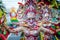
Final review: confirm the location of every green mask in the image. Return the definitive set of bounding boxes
[57,31,60,35]
[0,9,3,18]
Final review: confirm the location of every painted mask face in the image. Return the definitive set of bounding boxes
[17,9,24,19]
